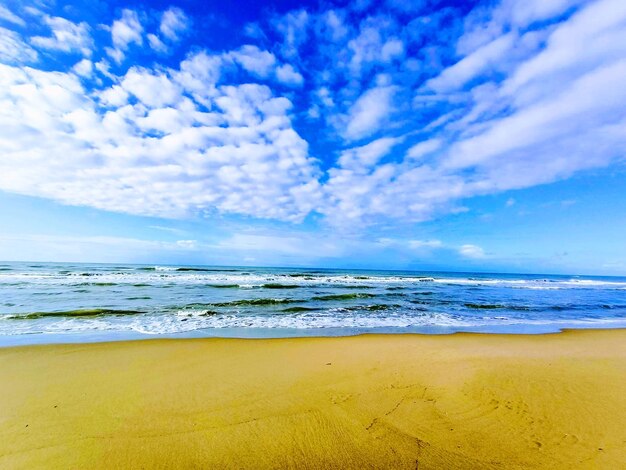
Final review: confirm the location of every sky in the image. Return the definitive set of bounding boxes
[0,0,625,274]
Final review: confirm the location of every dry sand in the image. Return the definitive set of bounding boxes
[0,329,625,469]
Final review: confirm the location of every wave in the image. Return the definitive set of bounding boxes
[336,304,401,311]
[7,308,144,319]
[175,267,240,272]
[76,282,118,287]
[208,298,300,307]
[433,277,626,289]
[137,266,245,273]
[547,303,625,311]
[282,306,320,312]
[410,298,454,305]
[261,283,301,289]
[177,309,218,317]
[335,284,374,289]
[464,303,508,310]
[463,303,533,311]
[125,311,477,334]
[312,293,377,301]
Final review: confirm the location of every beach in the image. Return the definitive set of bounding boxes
[1,329,624,469]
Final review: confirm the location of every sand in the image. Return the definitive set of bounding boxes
[0,329,625,469]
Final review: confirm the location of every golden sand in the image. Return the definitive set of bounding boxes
[0,329,625,469]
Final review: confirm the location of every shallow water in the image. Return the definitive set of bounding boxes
[1,262,625,345]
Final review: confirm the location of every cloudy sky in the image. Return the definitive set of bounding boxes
[0,0,625,274]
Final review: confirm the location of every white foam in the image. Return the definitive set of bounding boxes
[4,308,626,337]
[4,269,625,291]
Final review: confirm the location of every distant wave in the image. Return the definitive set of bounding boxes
[76,282,118,287]
[312,293,377,301]
[206,298,300,307]
[335,304,402,311]
[175,267,240,272]
[137,266,238,272]
[261,283,301,289]
[7,308,144,319]
[464,303,523,310]
[282,306,320,312]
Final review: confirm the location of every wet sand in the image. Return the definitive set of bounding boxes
[0,329,624,469]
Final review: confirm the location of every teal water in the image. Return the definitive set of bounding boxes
[1,262,626,345]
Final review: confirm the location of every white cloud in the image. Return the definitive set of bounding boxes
[347,21,405,77]
[273,9,308,59]
[112,9,143,48]
[459,244,485,258]
[406,139,441,160]
[323,10,348,42]
[98,84,129,106]
[244,22,266,40]
[426,32,516,92]
[176,239,197,249]
[457,0,586,54]
[72,58,93,77]
[104,46,124,64]
[0,27,38,63]
[338,137,400,170]
[121,67,182,108]
[0,234,202,263]
[0,60,321,222]
[505,0,626,97]
[344,84,396,140]
[229,45,276,78]
[147,33,167,53]
[31,16,92,56]
[445,58,626,170]
[275,63,304,86]
[107,9,143,63]
[409,239,443,249]
[149,225,187,236]
[0,0,625,234]
[508,0,587,28]
[381,38,404,62]
[0,5,25,26]
[94,59,114,80]
[315,0,626,227]
[160,7,189,41]
[175,51,222,103]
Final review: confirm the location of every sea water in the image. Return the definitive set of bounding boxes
[1,262,625,345]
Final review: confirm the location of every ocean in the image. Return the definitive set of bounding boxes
[1,261,625,345]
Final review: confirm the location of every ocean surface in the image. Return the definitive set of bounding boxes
[1,262,626,346]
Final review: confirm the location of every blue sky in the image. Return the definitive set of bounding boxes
[0,0,625,274]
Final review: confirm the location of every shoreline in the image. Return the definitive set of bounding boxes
[2,323,626,349]
[1,328,625,468]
